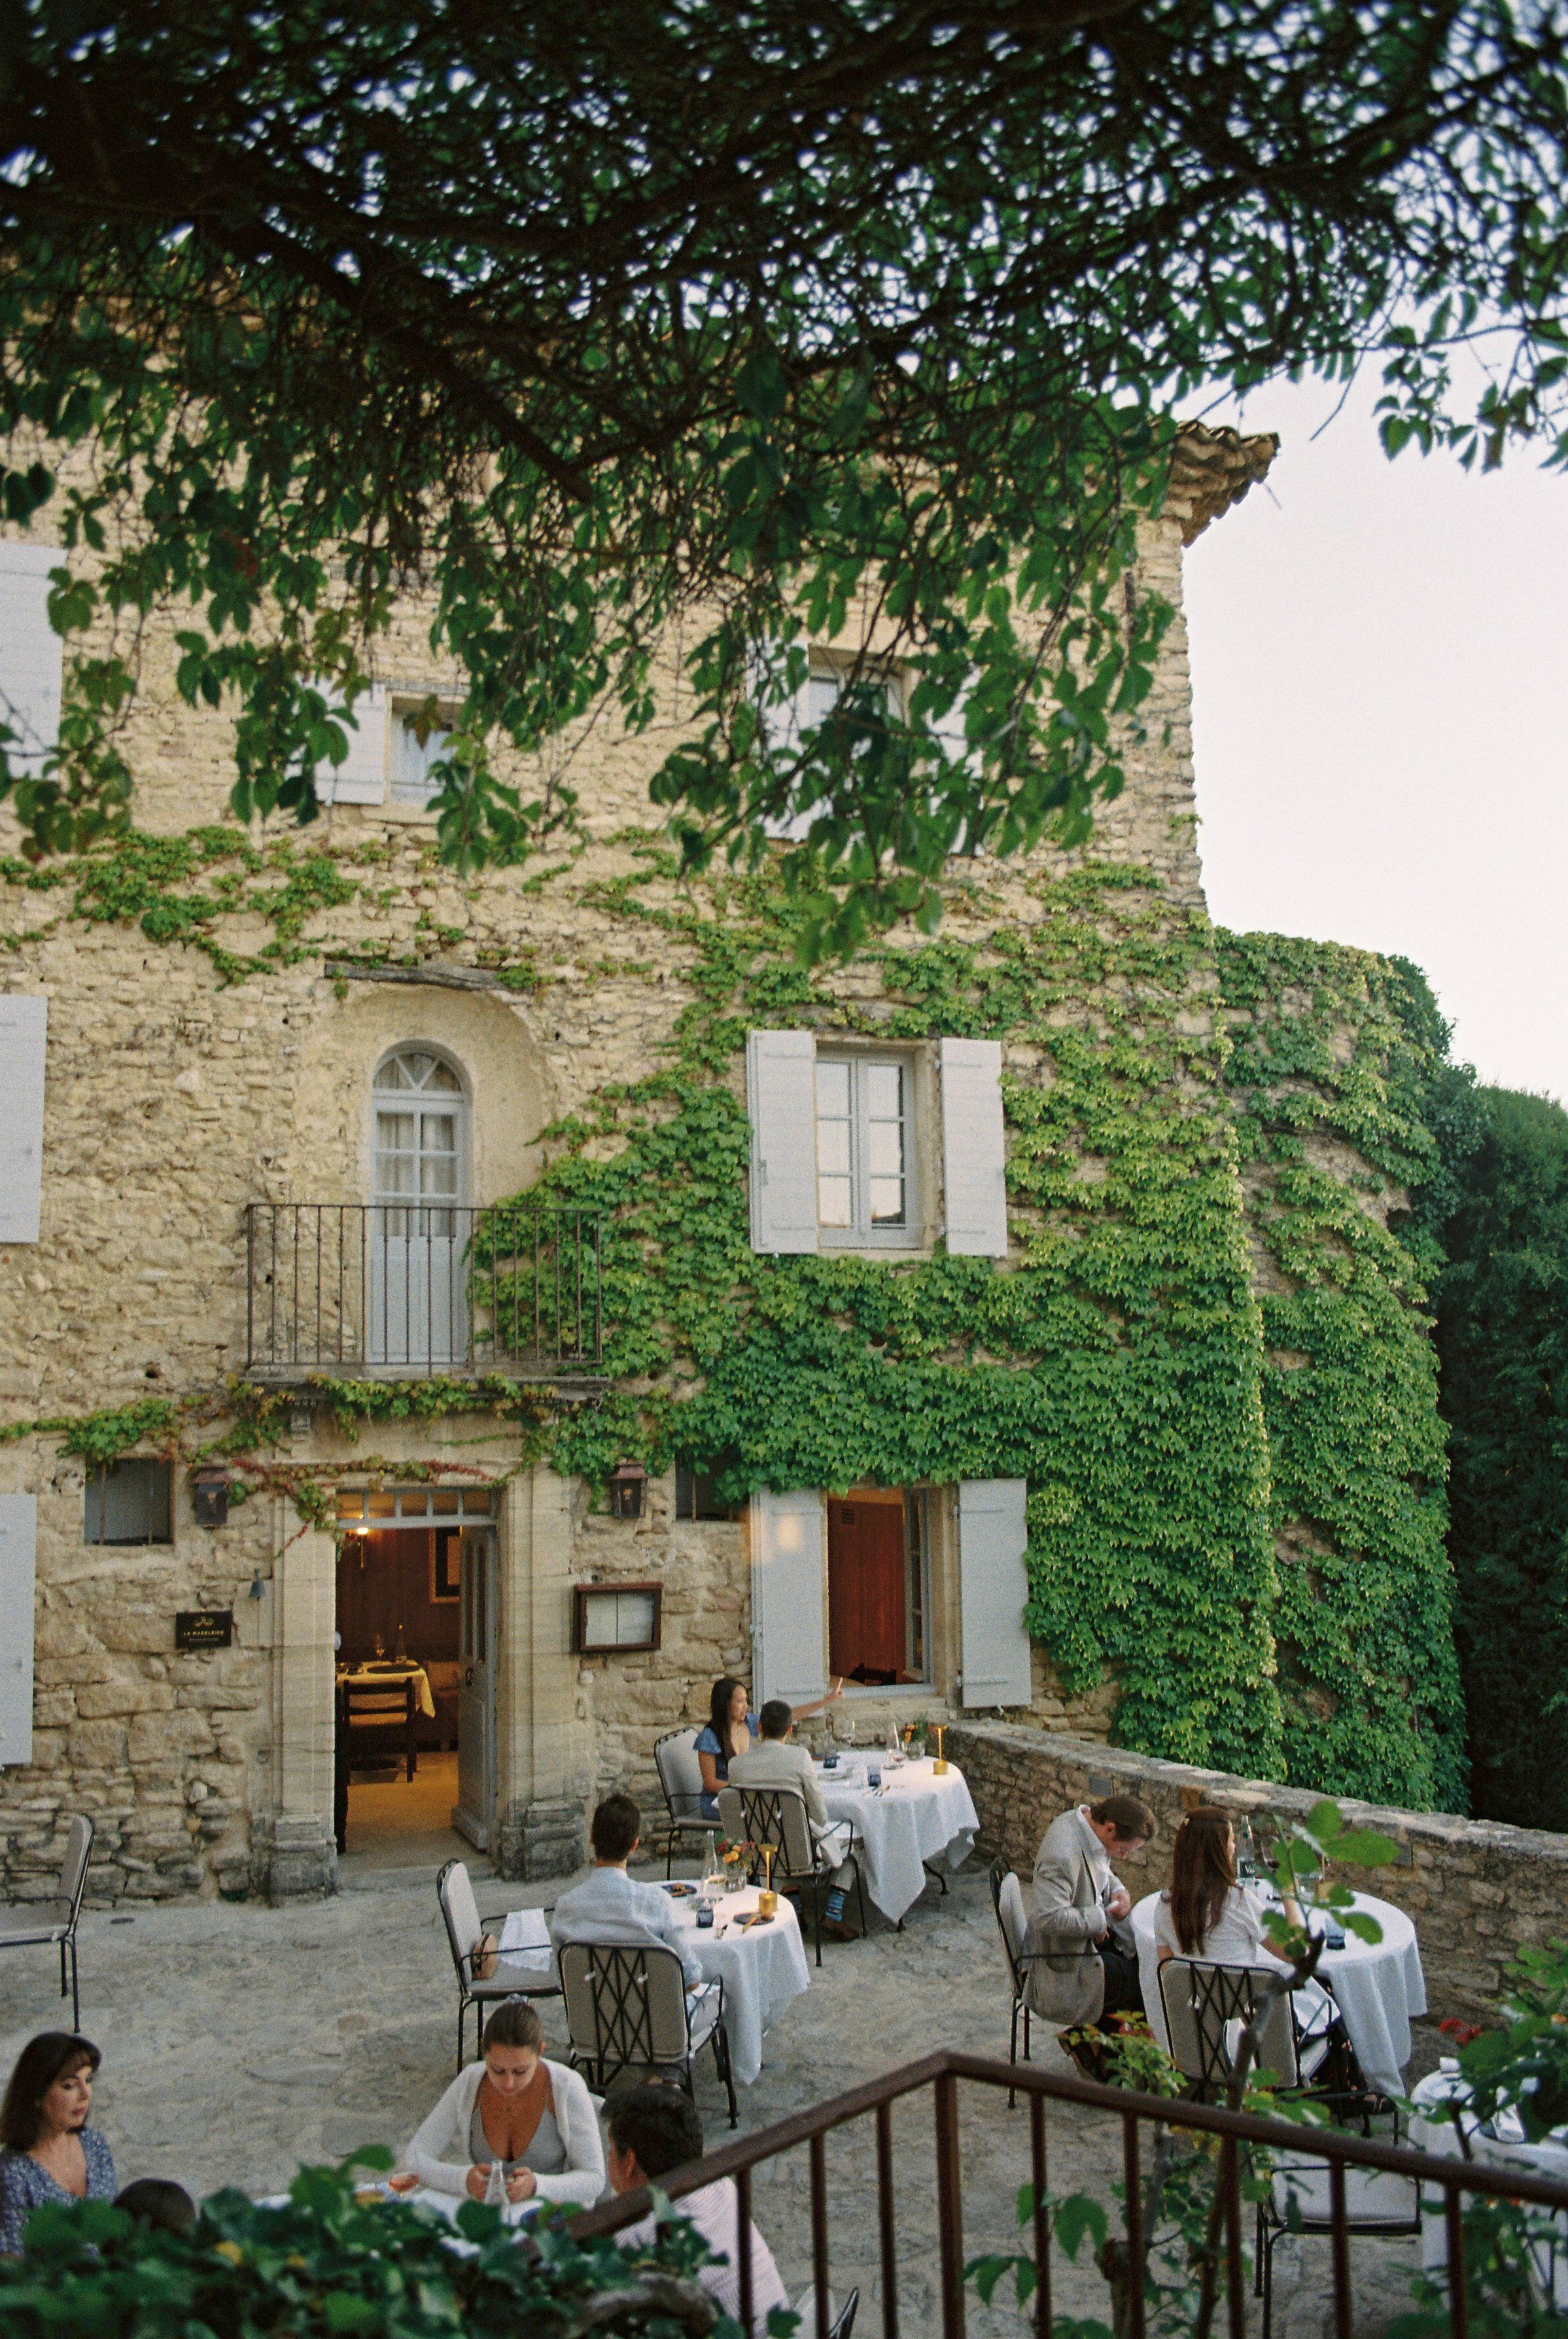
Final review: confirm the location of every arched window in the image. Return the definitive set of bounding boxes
[372,1047,467,1231]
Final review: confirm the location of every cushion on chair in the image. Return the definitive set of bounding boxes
[685,1979,724,2055]
[60,1815,93,1914]
[469,1957,561,1999]
[1271,2156,1420,2227]
[656,1730,706,1818]
[998,1873,1028,1967]
[0,1903,69,1944]
[440,1861,483,1965]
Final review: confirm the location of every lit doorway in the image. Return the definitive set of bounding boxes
[334,1483,496,1863]
[827,1488,930,1686]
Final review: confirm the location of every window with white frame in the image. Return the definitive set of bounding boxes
[389,703,455,807]
[372,1048,466,1233]
[815,1053,915,1243]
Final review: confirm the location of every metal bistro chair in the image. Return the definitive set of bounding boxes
[653,1727,714,1878]
[436,1857,561,2072]
[1157,1957,1338,2107]
[0,1814,94,2030]
[558,1939,737,2127]
[988,1855,1035,2106]
[1256,2155,1421,2339]
[717,1785,866,1967]
[342,1674,418,1783]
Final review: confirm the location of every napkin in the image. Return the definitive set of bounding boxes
[498,1908,553,1970]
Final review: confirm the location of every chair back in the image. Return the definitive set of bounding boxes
[716,1785,816,1876]
[988,1856,1028,1994]
[60,1814,94,1925]
[558,1941,693,2073]
[437,1858,483,1981]
[344,1677,415,1725]
[654,1729,705,1823]
[1159,1958,1298,2094]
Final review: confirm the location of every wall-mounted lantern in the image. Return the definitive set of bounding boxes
[608,1462,648,1521]
[192,1466,230,1529]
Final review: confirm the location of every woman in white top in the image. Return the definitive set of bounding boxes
[1153,1804,1304,1967]
[402,1997,604,2208]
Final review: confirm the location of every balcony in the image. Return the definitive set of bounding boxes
[243,1203,602,1382]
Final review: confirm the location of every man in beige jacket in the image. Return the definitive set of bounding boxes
[727,1700,860,1941]
[1023,1794,1153,2028]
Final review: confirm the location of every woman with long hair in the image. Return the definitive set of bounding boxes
[1154,1805,1302,1964]
[693,1674,843,1821]
[402,1997,604,2208]
[0,2033,116,2253]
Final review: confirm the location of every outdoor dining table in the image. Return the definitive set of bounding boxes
[1410,2064,1568,2306]
[813,1753,979,1926]
[654,1879,812,2084]
[1130,1886,1427,2096]
[338,1661,436,1719]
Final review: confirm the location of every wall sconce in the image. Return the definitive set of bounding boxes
[608,1462,648,1520]
[192,1466,230,1528]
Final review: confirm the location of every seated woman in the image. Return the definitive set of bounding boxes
[1153,1805,1333,2063]
[694,1674,843,1823]
[0,2033,116,2255]
[402,1998,604,2209]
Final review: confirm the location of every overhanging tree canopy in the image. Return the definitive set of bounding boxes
[3,0,1567,948]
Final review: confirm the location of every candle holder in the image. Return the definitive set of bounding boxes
[933,1725,949,1776]
[758,1842,778,1918]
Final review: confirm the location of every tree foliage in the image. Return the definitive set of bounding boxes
[3,1,1568,947]
[1435,1086,1568,1829]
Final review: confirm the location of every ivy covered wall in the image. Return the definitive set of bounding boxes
[489,838,1465,1803]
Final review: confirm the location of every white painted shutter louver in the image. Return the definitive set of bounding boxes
[316,682,387,804]
[0,1495,36,1767]
[0,544,63,777]
[746,1029,820,1254]
[750,1488,827,1707]
[957,1477,1032,1709]
[941,1035,1009,1257]
[0,995,46,1243]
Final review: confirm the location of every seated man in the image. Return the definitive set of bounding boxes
[550,1793,706,1991]
[610,2083,789,2339]
[1024,1793,1153,2032]
[727,1698,860,1942]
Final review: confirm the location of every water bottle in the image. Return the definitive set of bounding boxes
[484,2158,508,2207]
[886,1719,901,1764]
[703,1831,723,1899]
[1236,1820,1257,1884]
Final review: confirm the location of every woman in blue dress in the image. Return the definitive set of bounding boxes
[694,1674,842,1821]
[0,2032,116,2255]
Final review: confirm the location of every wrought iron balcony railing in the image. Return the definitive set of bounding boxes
[244,1203,602,1378]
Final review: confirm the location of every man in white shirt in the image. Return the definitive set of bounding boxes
[610,2083,790,2339]
[549,1795,706,1990]
[1025,1793,1153,2029]
[727,1700,859,1941]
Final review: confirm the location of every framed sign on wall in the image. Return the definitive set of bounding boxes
[572,1582,662,1655]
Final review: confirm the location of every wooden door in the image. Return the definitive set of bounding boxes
[827,1496,907,1682]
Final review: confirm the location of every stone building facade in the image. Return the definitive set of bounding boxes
[1,421,1458,1905]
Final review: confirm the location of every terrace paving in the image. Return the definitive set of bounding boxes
[0,1852,1442,2336]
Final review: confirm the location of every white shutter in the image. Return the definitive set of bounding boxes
[755,640,815,841]
[0,994,46,1242]
[317,682,387,804]
[941,1035,1008,1257]
[0,543,62,775]
[957,1477,1032,1708]
[0,1494,36,1767]
[746,1029,820,1254]
[750,1487,826,1706]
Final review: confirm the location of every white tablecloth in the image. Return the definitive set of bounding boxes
[1411,2066,1568,2304]
[814,1757,979,1923]
[659,1882,811,2084]
[1131,1887,1426,2096]
[340,1663,436,1719]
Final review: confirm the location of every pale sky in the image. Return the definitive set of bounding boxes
[1182,372,1568,1104]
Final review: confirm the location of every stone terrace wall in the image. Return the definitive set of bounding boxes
[949,1723,1568,2020]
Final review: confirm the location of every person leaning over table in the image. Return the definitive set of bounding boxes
[401,1997,604,2208]
[727,1698,861,1942]
[549,1794,708,1991]
[0,2031,116,2254]
[610,2083,789,2339]
[1023,1793,1154,2032]
[694,1674,844,1822]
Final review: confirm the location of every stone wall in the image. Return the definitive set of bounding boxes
[949,1722,1568,2018]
